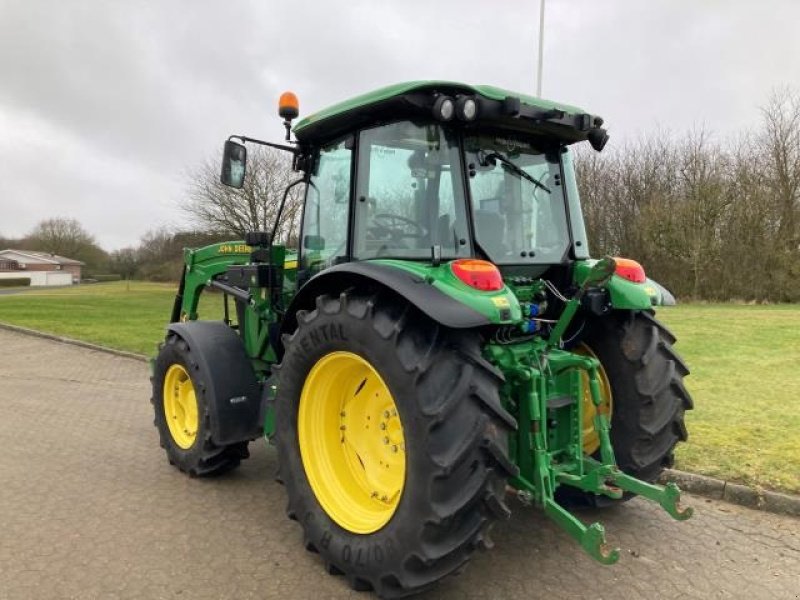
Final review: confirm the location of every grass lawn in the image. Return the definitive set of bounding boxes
[658,304,800,494]
[1,283,798,494]
[0,281,177,356]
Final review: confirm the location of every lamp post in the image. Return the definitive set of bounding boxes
[536,0,546,97]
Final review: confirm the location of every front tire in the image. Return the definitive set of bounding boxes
[151,334,249,476]
[275,292,517,597]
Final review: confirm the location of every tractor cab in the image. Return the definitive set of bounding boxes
[222,81,605,287]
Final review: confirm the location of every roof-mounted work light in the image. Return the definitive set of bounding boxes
[455,95,478,121]
[431,95,455,121]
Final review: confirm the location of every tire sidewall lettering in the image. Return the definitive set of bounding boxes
[295,323,350,362]
[372,543,384,565]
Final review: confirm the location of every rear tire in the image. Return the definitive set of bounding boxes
[151,333,249,476]
[275,292,517,598]
[560,310,692,506]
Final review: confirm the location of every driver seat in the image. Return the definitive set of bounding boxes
[473,209,509,258]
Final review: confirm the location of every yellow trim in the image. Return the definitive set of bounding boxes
[163,364,199,449]
[284,259,298,270]
[298,351,405,534]
[574,344,613,455]
[491,296,510,307]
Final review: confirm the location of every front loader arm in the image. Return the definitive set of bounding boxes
[178,242,253,321]
[174,241,290,372]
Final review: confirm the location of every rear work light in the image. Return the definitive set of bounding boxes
[613,257,646,283]
[451,259,504,291]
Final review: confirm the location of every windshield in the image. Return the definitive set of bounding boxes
[465,134,569,264]
[353,122,471,260]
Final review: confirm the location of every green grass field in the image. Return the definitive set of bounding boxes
[0,282,176,355]
[1,282,798,494]
[658,305,800,494]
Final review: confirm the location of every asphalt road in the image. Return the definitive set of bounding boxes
[1,328,798,600]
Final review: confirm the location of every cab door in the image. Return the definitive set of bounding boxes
[298,137,353,283]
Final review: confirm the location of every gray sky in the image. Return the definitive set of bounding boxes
[1,0,799,250]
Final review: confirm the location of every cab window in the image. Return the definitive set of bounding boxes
[353,122,470,260]
[300,138,352,274]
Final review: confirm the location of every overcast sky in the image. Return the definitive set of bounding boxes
[1,0,799,250]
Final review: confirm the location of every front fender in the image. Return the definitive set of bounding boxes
[166,321,262,445]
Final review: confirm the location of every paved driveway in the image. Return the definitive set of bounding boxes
[1,328,798,599]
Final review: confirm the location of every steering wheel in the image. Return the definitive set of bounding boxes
[371,213,427,239]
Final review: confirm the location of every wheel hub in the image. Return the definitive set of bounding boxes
[299,351,406,534]
[163,364,199,450]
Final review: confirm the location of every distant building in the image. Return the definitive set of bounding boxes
[0,249,84,286]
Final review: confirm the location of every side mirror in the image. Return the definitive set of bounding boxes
[220,140,247,189]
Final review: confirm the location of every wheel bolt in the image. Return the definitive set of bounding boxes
[392,445,398,453]
[383,436,389,445]
[379,423,386,430]
[383,410,390,418]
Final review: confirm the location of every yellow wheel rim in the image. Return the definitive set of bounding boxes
[574,343,613,455]
[163,364,199,450]
[298,351,406,534]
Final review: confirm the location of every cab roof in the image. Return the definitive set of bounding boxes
[292,80,606,149]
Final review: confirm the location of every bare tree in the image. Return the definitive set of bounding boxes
[26,217,95,257]
[24,217,108,275]
[108,247,139,279]
[760,88,800,244]
[183,146,304,245]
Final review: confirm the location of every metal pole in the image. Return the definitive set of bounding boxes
[536,0,546,97]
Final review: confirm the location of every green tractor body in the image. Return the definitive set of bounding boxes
[152,81,693,596]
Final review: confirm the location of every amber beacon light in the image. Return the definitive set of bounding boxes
[279,91,300,121]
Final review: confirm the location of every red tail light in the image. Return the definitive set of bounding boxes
[613,257,646,283]
[451,259,504,291]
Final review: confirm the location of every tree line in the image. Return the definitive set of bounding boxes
[0,219,227,282]
[0,148,301,282]
[576,89,800,302]
[1,218,109,277]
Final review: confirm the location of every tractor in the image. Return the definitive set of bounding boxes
[151,81,693,597]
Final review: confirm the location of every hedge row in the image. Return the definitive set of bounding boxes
[92,274,123,282]
[0,278,31,288]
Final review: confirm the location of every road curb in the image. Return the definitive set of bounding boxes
[0,321,148,363]
[660,468,800,517]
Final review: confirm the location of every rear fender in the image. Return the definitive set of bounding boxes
[280,261,514,352]
[574,260,676,308]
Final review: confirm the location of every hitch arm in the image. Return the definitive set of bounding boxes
[607,470,693,521]
[544,498,620,565]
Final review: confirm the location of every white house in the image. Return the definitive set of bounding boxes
[0,249,84,286]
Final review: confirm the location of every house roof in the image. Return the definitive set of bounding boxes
[0,249,85,266]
